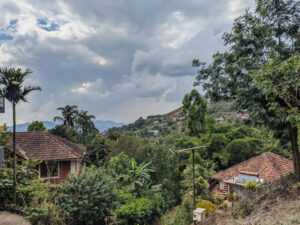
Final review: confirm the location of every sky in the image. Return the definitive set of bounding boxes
[0,0,254,125]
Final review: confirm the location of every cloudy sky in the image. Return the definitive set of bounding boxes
[0,0,254,125]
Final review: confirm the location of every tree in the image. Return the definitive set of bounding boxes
[0,67,41,205]
[49,124,80,143]
[123,161,154,196]
[27,121,46,131]
[54,105,78,127]
[182,89,207,136]
[251,56,300,178]
[108,152,132,176]
[83,134,110,167]
[75,110,98,144]
[58,167,116,225]
[193,0,300,178]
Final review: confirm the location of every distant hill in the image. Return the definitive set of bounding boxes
[7,120,125,133]
[105,101,239,138]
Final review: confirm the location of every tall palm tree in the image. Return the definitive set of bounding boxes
[75,110,98,144]
[54,105,78,127]
[0,67,41,205]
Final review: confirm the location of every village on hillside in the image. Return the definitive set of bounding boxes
[0,0,300,225]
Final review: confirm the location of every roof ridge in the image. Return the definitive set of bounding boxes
[45,132,81,158]
[216,153,265,174]
[264,153,281,178]
[214,152,288,179]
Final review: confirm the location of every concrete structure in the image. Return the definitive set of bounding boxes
[5,131,86,184]
[193,208,206,224]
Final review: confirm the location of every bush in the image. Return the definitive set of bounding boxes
[244,181,257,189]
[196,200,217,214]
[25,203,65,225]
[116,197,156,225]
[217,202,227,210]
[58,167,116,225]
[290,182,300,194]
[232,199,253,219]
[213,194,225,205]
[0,159,40,208]
[161,198,193,225]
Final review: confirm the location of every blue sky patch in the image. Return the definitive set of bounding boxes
[37,18,59,31]
[0,33,13,41]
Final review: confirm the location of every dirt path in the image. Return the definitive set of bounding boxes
[0,211,30,225]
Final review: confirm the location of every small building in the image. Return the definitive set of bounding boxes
[5,131,86,184]
[193,208,206,223]
[212,152,294,197]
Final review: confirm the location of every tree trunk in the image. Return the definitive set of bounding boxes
[289,123,300,180]
[12,102,16,205]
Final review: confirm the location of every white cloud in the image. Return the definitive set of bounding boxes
[0,0,254,124]
[158,11,204,49]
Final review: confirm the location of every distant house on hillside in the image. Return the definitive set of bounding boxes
[211,152,293,196]
[5,131,86,184]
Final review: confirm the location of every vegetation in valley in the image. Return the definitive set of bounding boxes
[0,0,299,225]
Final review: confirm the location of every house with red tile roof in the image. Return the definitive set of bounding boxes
[212,152,293,196]
[5,131,86,184]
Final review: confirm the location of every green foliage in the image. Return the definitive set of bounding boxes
[54,105,78,128]
[109,135,143,160]
[83,134,109,167]
[0,131,10,146]
[232,199,253,219]
[27,121,46,131]
[161,198,193,225]
[196,176,209,196]
[75,110,98,145]
[108,152,132,176]
[58,167,116,225]
[0,67,41,104]
[196,200,217,214]
[122,161,154,196]
[182,89,207,136]
[213,195,225,205]
[225,138,261,167]
[0,159,41,208]
[25,204,65,225]
[49,124,80,143]
[116,197,155,225]
[244,181,258,189]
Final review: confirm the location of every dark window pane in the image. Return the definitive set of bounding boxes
[40,161,59,178]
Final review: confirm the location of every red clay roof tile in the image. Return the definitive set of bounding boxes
[212,152,293,183]
[6,131,86,160]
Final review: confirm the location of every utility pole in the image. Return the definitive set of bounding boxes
[171,146,206,225]
[176,146,206,211]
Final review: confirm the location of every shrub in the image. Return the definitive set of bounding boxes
[232,199,253,219]
[290,182,300,193]
[117,193,136,205]
[0,159,40,208]
[58,167,116,225]
[217,202,227,210]
[161,198,193,225]
[25,203,65,225]
[244,181,257,189]
[213,194,225,205]
[116,197,156,225]
[196,200,217,214]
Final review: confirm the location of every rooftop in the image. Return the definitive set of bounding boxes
[6,131,86,160]
[213,152,293,183]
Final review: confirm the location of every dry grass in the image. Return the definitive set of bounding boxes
[210,175,300,225]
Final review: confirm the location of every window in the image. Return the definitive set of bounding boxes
[40,161,59,178]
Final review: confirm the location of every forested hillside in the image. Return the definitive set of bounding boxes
[0,0,299,224]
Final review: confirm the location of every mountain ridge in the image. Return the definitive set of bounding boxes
[7,120,125,133]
